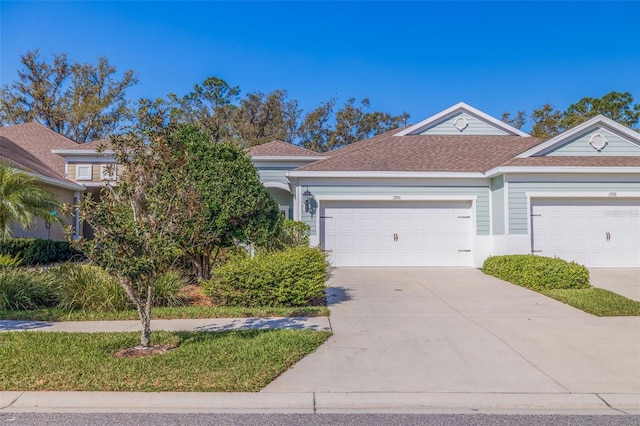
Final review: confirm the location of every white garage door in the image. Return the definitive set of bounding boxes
[320,200,473,267]
[531,198,640,267]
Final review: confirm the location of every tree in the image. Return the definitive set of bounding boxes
[298,98,409,152]
[500,111,527,130]
[0,162,61,240]
[0,49,137,143]
[169,76,240,142]
[503,91,640,139]
[230,89,301,147]
[171,125,281,279]
[562,91,640,129]
[75,122,187,348]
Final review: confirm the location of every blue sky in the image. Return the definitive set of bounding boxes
[1,1,639,131]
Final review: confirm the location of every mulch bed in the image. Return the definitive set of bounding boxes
[112,345,177,358]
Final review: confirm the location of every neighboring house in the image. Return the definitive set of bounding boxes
[0,123,85,240]
[251,103,640,268]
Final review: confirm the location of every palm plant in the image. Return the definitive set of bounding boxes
[0,162,61,240]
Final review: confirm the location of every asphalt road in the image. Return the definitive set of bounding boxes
[1,413,639,426]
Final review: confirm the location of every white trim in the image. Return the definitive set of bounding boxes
[52,149,115,156]
[75,164,92,181]
[394,102,530,137]
[517,115,640,158]
[263,182,291,193]
[503,176,510,235]
[25,172,85,191]
[251,156,326,162]
[525,192,640,236]
[289,171,486,179]
[485,166,640,177]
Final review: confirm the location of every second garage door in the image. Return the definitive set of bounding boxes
[320,200,473,267]
[531,198,640,267]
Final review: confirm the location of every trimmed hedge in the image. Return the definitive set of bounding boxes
[482,255,590,291]
[203,246,328,307]
[0,238,84,265]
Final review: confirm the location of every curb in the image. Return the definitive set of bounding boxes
[2,392,638,414]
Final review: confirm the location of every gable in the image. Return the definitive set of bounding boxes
[395,102,530,137]
[542,127,640,157]
[418,111,509,136]
[517,115,640,159]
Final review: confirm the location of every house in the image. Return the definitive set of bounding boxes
[249,103,640,268]
[0,123,85,240]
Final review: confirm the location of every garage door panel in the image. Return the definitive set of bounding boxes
[322,200,473,267]
[531,198,640,267]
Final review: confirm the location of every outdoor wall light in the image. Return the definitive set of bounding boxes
[303,188,314,214]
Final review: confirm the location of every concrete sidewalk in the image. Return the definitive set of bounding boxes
[0,317,331,332]
[1,391,639,415]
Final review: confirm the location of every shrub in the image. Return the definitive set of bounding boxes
[203,246,328,307]
[152,270,188,307]
[0,254,22,268]
[258,219,311,252]
[482,255,590,291]
[54,263,131,312]
[0,238,84,265]
[0,268,59,310]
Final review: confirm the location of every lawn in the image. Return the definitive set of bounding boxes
[0,305,329,321]
[0,330,331,392]
[542,288,640,317]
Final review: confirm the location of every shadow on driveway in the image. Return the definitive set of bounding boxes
[194,317,327,332]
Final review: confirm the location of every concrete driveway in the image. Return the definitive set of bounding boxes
[263,268,640,394]
[590,268,640,302]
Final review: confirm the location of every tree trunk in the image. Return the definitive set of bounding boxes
[139,279,153,348]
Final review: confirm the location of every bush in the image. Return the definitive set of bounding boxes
[203,246,328,307]
[0,238,84,265]
[0,254,22,268]
[54,263,131,312]
[0,268,59,310]
[54,264,188,312]
[259,219,311,252]
[482,255,590,291]
[152,270,188,307]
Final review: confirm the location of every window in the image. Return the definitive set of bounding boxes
[75,164,92,181]
[100,164,117,181]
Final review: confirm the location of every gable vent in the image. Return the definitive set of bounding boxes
[453,117,468,131]
[589,133,607,151]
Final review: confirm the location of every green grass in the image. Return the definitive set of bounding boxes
[0,330,331,392]
[542,288,640,317]
[0,305,329,321]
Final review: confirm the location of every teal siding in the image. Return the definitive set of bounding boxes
[301,184,490,237]
[267,187,293,218]
[508,181,640,234]
[420,112,509,136]
[490,176,505,235]
[257,167,291,185]
[545,128,640,156]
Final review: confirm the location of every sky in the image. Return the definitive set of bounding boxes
[1,1,639,132]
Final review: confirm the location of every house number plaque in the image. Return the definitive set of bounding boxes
[393,196,401,200]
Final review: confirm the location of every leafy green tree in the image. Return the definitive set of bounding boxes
[504,91,640,139]
[299,98,409,152]
[0,162,61,240]
[170,125,281,279]
[561,91,640,129]
[169,76,240,142]
[0,49,137,143]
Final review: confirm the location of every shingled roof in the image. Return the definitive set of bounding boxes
[0,122,77,180]
[501,156,640,168]
[295,132,544,173]
[248,140,322,157]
